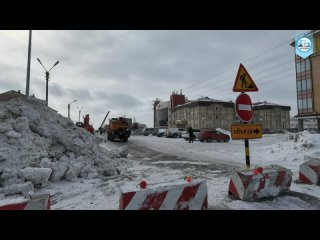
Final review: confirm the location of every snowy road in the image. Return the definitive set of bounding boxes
[20,132,320,210]
[104,134,320,210]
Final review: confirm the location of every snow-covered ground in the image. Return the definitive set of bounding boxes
[1,97,319,209]
[49,133,320,210]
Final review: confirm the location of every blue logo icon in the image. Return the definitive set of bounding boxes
[295,37,313,58]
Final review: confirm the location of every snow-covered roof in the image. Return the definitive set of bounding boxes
[253,101,281,106]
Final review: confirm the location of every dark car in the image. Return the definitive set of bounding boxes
[198,130,230,142]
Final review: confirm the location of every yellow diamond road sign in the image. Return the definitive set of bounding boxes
[233,64,258,92]
[231,124,262,140]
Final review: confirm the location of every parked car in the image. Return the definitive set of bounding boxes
[157,128,166,137]
[143,128,159,136]
[181,129,201,141]
[263,128,285,134]
[286,128,298,133]
[164,128,184,138]
[198,129,230,142]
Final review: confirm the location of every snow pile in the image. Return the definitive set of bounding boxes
[0,97,127,196]
[290,131,320,159]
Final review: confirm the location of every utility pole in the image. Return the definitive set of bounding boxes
[25,30,32,97]
[37,58,59,106]
[67,100,77,119]
[77,106,83,122]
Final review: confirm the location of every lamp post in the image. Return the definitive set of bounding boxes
[77,106,83,123]
[67,100,77,119]
[282,118,285,130]
[25,30,32,97]
[37,58,59,106]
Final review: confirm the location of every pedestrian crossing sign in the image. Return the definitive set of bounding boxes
[233,64,258,92]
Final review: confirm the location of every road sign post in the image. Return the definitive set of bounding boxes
[231,124,262,139]
[232,63,259,169]
[244,128,250,169]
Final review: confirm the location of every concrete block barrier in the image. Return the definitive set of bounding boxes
[228,165,292,201]
[0,193,51,210]
[119,179,208,210]
[299,159,320,185]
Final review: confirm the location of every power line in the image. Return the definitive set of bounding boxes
[209,71,296,100]
[184,48,294,97]
[182,38,293,92]
[187,51,295,99]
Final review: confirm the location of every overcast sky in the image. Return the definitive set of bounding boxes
[0,30,307,128]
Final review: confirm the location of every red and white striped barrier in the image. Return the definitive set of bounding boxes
[299,159,320,185]
[0,193,51,210]
[228,165,292,201]
[119,179,208,210]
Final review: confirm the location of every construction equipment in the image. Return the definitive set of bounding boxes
[76,114,94,134]
[107,117,132,142]
[98,110,110,135]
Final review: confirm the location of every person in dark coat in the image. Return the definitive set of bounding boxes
[188,127,194,143]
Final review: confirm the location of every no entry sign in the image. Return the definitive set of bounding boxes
[235,93,253,122]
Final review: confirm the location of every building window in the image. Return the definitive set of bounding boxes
[301,79,306,91]
[306,78,312,90]
[298,99,302,110]
[302,99,307,109]
[297,81,301,91]
[306,59,310,71]
[296,63,301,73]
[301,61,306,72]
[307,98,313,109]
[216,115,218,119]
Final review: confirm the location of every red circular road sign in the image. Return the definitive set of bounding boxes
[235,93,253,122]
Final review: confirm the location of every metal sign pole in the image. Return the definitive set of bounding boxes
[245,138,250,168]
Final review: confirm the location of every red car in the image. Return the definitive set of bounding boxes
[198,130,230,142]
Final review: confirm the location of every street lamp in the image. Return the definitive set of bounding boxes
[25,30,32,97]
[67,100,77,119]
[77,106,83,123]
[37,58,60,106]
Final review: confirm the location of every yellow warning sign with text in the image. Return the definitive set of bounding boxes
[231,124,262,140]
[233,64,258,92]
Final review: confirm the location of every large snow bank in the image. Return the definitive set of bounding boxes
[0,97,127,196]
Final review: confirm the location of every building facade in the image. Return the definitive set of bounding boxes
[290,117,318,130]
[252,101,291,130]
[291,30,320,132]
[155,101,169,127]
[169,97,235,130]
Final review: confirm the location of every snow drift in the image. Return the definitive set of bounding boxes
[0,97,127,196]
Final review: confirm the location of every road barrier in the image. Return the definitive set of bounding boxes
[299,159,320,185]
[0,193,51,210]
[119,179,208,210]
[228,165,292,201]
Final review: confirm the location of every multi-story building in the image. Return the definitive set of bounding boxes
[169,96,235,130]
[155,101,169,128]
[291,30,320,132]
[252,101,291,130]
[157,91,291,131]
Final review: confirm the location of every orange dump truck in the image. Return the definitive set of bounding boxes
[107,117,132,142]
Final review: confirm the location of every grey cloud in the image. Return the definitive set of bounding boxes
[0,30,304,127]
